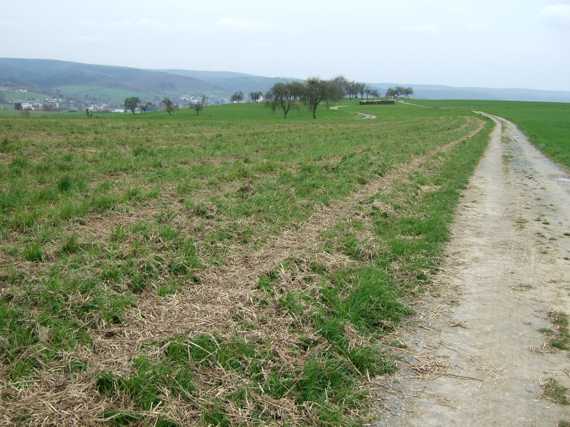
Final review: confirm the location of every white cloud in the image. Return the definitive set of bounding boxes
[215,17,269,33]
[100,17,171,33]
[401,24,441,34]
[541,3,570,24]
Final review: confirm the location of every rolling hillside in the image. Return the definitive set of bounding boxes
[163,69,293,94]
[0,58,223,104]
[1,58,570,106]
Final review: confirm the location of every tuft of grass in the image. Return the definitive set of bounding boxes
[96,356,194,410]
[60,235,80,255]
[57,176,73,192]
[201,403,231,427]
[549,311,570,350]
[543,378,570,405]
[348,345,395,376]
[23,242,44,262]
[188,335,259,374]
[257,270,279,293]
[278,291,306,316]
[318,267,411,335]
[296,353,363,412]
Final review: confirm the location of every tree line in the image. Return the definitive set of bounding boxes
[120,79,414,119]
[123,96,208,115]
[263,78,343,119]
[385,86,414,97]
[230,91,264,103]
[333,78,380,100]
[262,77,414,119]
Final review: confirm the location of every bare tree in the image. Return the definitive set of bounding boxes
[303,78,344,119]
[358,83,368,99]
[124,97,140,114]
[264,90,278,112]
[386,86,414,98]
[267,82,304,119]
[249,91,263,103]
[369,88,380,98]
[348,81,359,99]
[140,102,155,113]
[345,82,367,99]
[331,76,350,98]
[191,95,208,115]
[161,98,175,115]
[231,91,244,103]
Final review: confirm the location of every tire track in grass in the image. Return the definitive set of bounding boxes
[94,118,486,359]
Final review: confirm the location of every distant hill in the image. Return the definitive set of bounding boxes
[0,58,223,105]
[369,83,570,103]
[163,69,293,94]
[1,58,569,106]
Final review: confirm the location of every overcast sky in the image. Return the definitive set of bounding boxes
[2,0,570,90]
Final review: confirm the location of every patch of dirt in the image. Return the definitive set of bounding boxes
[373,114,570,426]
[358,112,377,120]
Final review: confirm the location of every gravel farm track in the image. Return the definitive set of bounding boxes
[374,114,570,426]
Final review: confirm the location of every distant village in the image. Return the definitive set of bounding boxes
[1,87,229,113]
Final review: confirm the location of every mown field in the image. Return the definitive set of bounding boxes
[413,100,570,169]
[0,102,491,425]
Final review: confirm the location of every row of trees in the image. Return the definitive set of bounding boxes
[333,79,414,99]
[265,78,345,119]
[230,91,265,103]
[332,77,380,99]
[123,96,208,115]
[121,82,413,119]
[263,78,415,119]
[124,97,161,114]
[249,91,263,102]
[385,86,414,97]
[230,91,244,103]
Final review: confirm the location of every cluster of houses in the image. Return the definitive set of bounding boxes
[15,98,61,111]
[7,89,250,114]
[13,99,123,113]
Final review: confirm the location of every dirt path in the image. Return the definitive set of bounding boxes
[374,114,570,426]
[329,105,376,119]
[358,112,377,120]
[397,100,429,108]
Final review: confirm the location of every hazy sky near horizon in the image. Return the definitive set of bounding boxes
[2,0,570,90]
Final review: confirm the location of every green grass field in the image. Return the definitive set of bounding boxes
[1,98,563,425]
